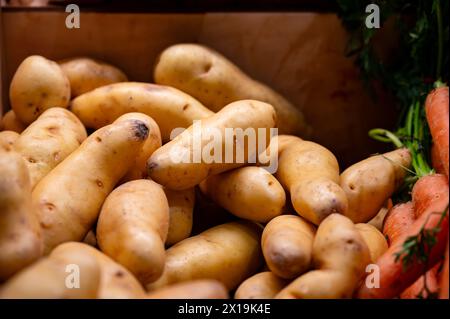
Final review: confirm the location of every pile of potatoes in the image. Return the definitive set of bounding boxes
[0,44,411,299]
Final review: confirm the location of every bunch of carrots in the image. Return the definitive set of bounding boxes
[358,85,449,299]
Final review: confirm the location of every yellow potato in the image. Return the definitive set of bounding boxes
[51,242,146,299]
[355,223,388,263]
[32,117,150,254]
[341,148,412,223]
[70,82,213,141]
[59,57,127,97]
[234,272,289,299]
[1,110,27,133]
[262,215,315,279]
[0,130,20,151]
[14,107,87,189]
[115,113,162,181]
[154,43,310,136]
[274,135,348,225]
[164,187,195,246]
[9,55,70,124]
[199,166,286,223]
[276,214,370,299]
[0,243,100,299]
[147,280,228,299]
[148,100,277,190]
[97,180,169,284]
[0,148,43,281]
[368,205,390,231]
[146,221,263,291]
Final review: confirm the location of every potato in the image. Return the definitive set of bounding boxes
[146,221,263,291]
[355,223,388,263]
[51,242,146,299]
[83,230,97,247]
[70,82,213,142]
[154,44,310,136]
[97,180,169,284]
[262,215,315,279]
[340,148,412,223]
[199,166,286,223]
[0,130,19,151]
[273,135,348,225]
[1,110,26,133]
[148,100,276,190]
[165,187,195,246]
[368,205,390,231]
[14,107,87,189]
[147,280,228,299]
[0,243,100,299]
[0,148,43,281]
[234,272,288,299]
[32,117,150,254]
[9,55,70,124]
[59,57,127,97]
[276,214,370,299]
[115,113,162,181]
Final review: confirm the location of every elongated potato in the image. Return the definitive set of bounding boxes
[71,82,213,141]
[0,131,19,151]
[115,113,162,181]
[199,166,286,223]
[147,280,228,299]
[154,44,310,136]
[368,206,389,231]
[51,242,146,299]
[0,244,100,299]
[14,107,87,189]
[32,118,150,254]
[1,110,27,133]
[10,55,70,124]
[146,221,263,291]
[0,149,43,281]
[59,57,127,97]
[234,271,288,299]
[340,148,412,223]
[262,215,315,279]
[355,223,388,263]
[165,187,195,246]
[148,100,277,190]
[276,214,370,299]
[274,135,347,225]
[97,180,169,284]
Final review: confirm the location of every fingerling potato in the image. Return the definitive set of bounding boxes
[234,271,288,299]
[165,187,195,246]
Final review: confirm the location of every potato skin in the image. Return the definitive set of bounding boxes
[154,44,310,136]
[262,215,315,279]
[97,180,169,284]
[355,223,388,263]
[14,108,87,189]
[234,271,288,299]
[0,243,100,299]
[32,118,149,254]
[200,166,286,223]
[147,280,228,299]
[0,149,43,281]
[274,135,348,225]
[0,131,20,151]
[70,82,213,142]
[1,110,27,133]
[146,221,263,291]
[341,148,412,223]
[276,214,370,299]
[165,187,195,246]
[59,57,127,97]
[9,55,70,124]
[148,100,277,190]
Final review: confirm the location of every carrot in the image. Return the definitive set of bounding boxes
[413,172,449,219]
[401,264,440,299]
[356,174,449,299]
[425,86,449,178]
[431,143,446,175]
[440,239,449,299]
[383,202,415,245]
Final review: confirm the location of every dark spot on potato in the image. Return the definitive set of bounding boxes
[95,137,102,142]
[95,179,104,188]
[147,161,158,172]
[184,196,190,202]
[182,104,190,111]
[53,151,61,161]
[47,126,59,134]
[203,62,212,74]
[132,120,149,140]
[268,181,273,186]
[28,102,33,107]
[43,202,56,212]
[41,92,48,98]
[346,239,354,245]
[27,157,36,163]
[349,183,355,190]
[115,270,124,278]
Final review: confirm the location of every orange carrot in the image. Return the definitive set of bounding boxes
[357,174,449,299]
[383,202,415,245]
[440,239,449,299]
[431,143,446,175]
[401,264,440,299]
[425,86,449,178]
